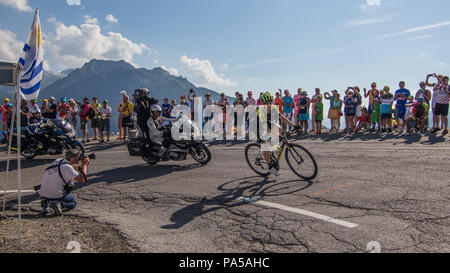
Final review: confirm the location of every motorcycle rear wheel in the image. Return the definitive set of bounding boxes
[140,143,159,166]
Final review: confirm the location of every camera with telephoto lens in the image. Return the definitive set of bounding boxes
[133,88,159,105]
[82,153,96,160]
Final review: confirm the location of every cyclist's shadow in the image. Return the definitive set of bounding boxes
[161,176,312,229]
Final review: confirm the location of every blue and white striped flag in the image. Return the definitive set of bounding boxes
[18,9,43,100]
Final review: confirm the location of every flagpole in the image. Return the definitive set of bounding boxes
[2,77,18,218]
[14,63,23,249]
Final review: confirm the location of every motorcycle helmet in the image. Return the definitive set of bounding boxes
[151,105,162,113]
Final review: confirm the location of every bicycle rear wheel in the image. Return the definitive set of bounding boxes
[285,143,318,180]
[245,143,270,177]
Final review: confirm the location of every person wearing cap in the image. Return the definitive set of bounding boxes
[394,81,411,133]
[90,97,101,141]
[19,99,30,127]
[38,149,90,216]
[364,82,380,121]
[119,94,134,142]
[245,91,256,131]
[79,97,91,143]
[29,99,41,124]
[202,93,215,132]
[297,91,310,134]
[314,95,324,135]
[57,97,70,120]
[380,86,394,133]
[426,74,449,135]
[215,93,229,133]
[98,100,112,143]
[40,99,49,119]
[344,89,358,133]
[324,90,339,132]
[415,82,432,131]
[68,99,79,138]
[404,97,427,135]
[45,97,58,120]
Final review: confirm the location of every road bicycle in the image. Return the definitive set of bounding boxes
[245,130,318,180]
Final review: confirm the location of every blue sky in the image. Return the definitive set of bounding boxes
[1,0,449,100]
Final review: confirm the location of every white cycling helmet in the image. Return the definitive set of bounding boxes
[151,105,162,112]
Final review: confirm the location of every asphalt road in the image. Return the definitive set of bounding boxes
[1,132,449,253]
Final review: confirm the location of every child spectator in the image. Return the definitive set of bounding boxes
[371,96,381,132]
[380,86,394,133]
[355,107,370,133]
[57,97,70,120]
[314,95,324,135]
[297,91,310,134]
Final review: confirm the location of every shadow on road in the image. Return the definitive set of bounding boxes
[86,162,205,186]
[161,176,312,230]
[2,162,206,212]
[0,158,55,172]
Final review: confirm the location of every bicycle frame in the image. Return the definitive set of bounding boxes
[273,135,290,162]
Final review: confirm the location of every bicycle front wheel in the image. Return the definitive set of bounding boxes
[245,143,270,177]
[285,143,318,180]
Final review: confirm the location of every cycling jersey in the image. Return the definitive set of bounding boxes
[257,105,281,131]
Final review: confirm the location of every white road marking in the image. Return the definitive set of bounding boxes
[0,190,35,195]
[238,197,359,229]
[94,151,128,155]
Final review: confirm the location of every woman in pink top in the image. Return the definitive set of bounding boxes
[293,88,302,126]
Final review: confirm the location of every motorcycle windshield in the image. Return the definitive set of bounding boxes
[51,117,75,137]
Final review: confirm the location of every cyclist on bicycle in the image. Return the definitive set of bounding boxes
[257,92,298,176]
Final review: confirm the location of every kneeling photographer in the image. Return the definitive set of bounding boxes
[37,149,91,216]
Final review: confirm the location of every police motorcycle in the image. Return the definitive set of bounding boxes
[139,110,212,166]
[11,117,85,159]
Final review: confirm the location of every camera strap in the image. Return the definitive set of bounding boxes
[45,159,70,188]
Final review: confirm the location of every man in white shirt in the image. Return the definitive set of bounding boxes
[98,100,112,143]
[202,93,215,132]
[38,149,90,215]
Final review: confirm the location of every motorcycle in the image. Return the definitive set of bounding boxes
[139,114,212,166]
[11,117,85,159]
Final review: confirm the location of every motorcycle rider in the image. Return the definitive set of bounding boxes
[147,105,164,147]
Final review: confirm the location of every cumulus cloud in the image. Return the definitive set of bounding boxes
[0,0,32,12]
[161,66,180,76]
[180,55,237,88]
[106,14,118,24]
[84,15,98,24]
[44,18,152,69]
[0,28,24,62]
[66,0,81,6]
